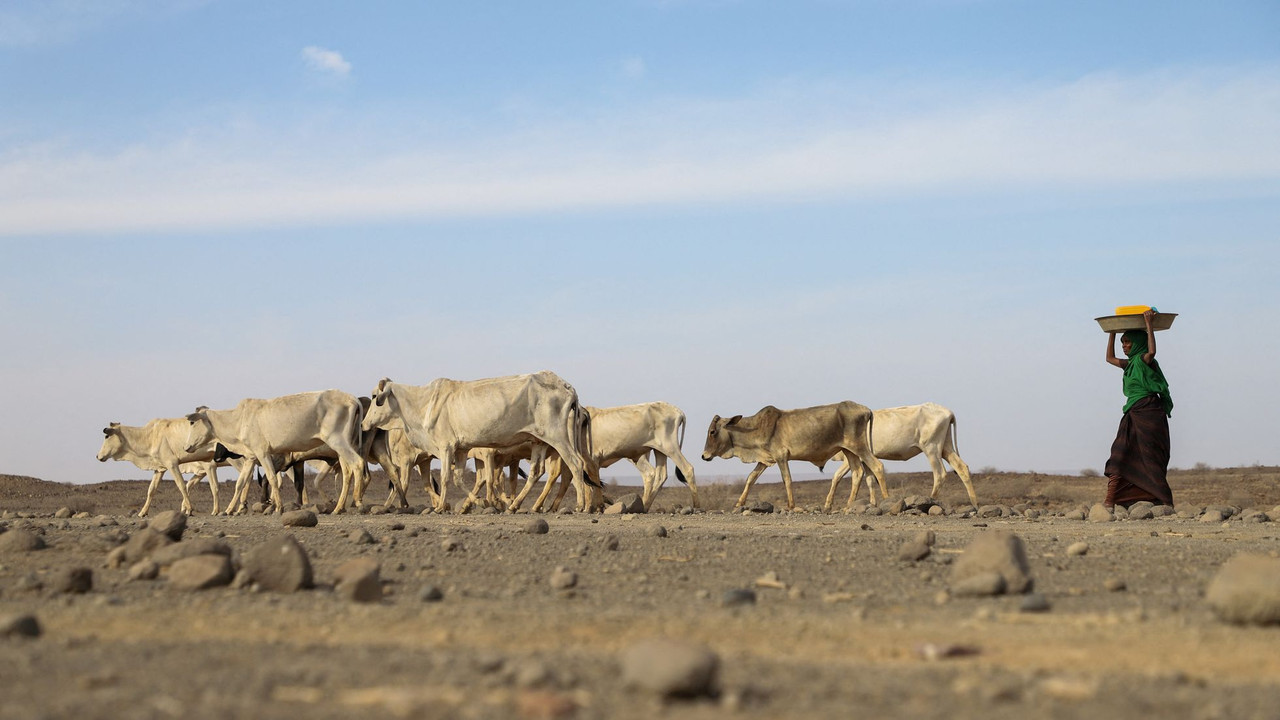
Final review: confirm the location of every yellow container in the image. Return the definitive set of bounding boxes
[1115,305,1151,315]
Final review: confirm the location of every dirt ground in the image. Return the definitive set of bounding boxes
[1,468,1279,720]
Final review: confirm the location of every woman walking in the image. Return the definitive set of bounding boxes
[1103,309,1174,509]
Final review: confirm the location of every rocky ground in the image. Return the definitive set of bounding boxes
[1,469,1279,720]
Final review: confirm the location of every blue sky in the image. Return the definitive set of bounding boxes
[2,1,1278,492]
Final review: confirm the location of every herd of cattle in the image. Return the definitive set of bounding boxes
[95,371,978,517]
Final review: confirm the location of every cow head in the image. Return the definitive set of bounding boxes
[96,422,123,461]
[362,378,397,433]
[701,414,743,461]
[184,409,214,453]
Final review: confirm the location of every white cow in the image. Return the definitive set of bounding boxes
[96,419,255,517]
[183,390,368,514]
[361,372,600,513]
[828,403,977,509]
[582,402,698,510]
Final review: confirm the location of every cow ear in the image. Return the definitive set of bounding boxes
[185,412,201,423]
[711,414,720,423]
[102,426,113,436]
[728,415,743,426]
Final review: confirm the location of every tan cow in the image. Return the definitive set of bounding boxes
[701,401,887,511]
[183,390,368,514]
[828,403,978,509]
[361,372,600,512]
[582,402,698,510]
[96,419,254,517]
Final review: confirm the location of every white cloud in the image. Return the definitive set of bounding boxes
[301,45,351,78]
[2,66,1279,235]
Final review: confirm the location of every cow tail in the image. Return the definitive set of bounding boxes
[950,413,959,455]
[574,401,602,489]
[675,410,688,485]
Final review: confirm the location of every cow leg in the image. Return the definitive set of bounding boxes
[669,449,700,509]
[531,455,562,513]
[137,469,167,517]
[734,462,769,509]
[634,453,660,510]
[165,463,196,515]
[865,455,888,506]
[458,456,488,514]
[824,457,852,513]
[435,448,457,513]
[258,457,286,515]
[777,460,798,511]
[942,448,978,508]
[547,458,576,512]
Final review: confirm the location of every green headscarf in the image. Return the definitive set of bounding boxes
[1121,330,1173,416]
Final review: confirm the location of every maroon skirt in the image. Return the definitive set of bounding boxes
[1104,395,1173,507]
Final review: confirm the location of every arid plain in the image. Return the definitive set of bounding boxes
[2,467,1279,720]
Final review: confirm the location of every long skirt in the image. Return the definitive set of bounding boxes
[1104,395,1173,507]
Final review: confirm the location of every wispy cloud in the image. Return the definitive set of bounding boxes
[2,66,1278,235]
[0,0,210,47]
[301,45,351,78]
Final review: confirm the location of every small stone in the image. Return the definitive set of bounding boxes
[0,529,46,553]
[147,510,186,541]
[351,528,376,545]
[150,538,232,567]
[51,567,93,594]
[281,510,318,528]
[721,588,757,607]
[928,505,945,516]
[914,530,936,547]
[1128,505,1154,521]
[334,557,382,602]
[0,613,41,639]
[240,535,313,592]
[441,536,462,552]
[649,525,668,538]
[128,560,159,581]
[745,501,774,514]
[888,499,907,515]
[1064,510,1086,521]
[1104,578,1127,592]
[1066,542,1089,557]
[419,585,444,602]
[167,554,234,591]
[121,529,173,563]
[600,534,620,551]
[1112,504,1129,520]
[1087,504,1113,523]
[54,507,73,519]
[514,660,554,689]
[619,639,720,698]
[549,566,577,590]
[1024,508,1041,519]
[1199,510,1226,523]
[1205,553,1280,625]
[605,494,645,514]
[898,541,932,562]
[523,518,550,535]
[978,505,1002,518]
[1020,592,1051,613]
[950,531,1032,595]
[13,573,42,593]
[951,571,1006,597]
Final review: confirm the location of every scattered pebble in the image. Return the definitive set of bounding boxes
[549,566,577,590]
[619,639,720,698]
[1066,542,1089,557]
[721,588,757,607]
[1020,592,1051,613]
[167,555,233,591]
[523,518,550,535]
[281,510,318,528]
[0,613,41,639]
[1104,578,1127,592]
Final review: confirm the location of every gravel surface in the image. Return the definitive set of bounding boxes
[2,474,1279,719]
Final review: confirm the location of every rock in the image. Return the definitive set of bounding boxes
[351,528,376,545]
[549,566,577,590]
[128,560,160,581]
[1112,504,1130,520]
[523,518,550,535]
[745,501,774,514]
[167,555,234,591]
[419,585,444,602]
[1020,592,1051,613]
[898,541,931,562]
[1128,505,1155,520]
[721,588,756,607]
[1066,542,1089,557]
[863,505,884,516]
[1153,505,1175,517]
[888,499,907,515]
[1024,508,1041,520]
[951,571,1006,597]
[441,536,462,552]
[1104,578,1127,592]
[619,639,720,698]
[1205,553,1280,625]
[928,505,945,517]
[605,494,645,515]
[1087,504,1113,523]
[1177,507,1201,519]
[334,558,382,602]
[149,538,232,567]
[147,510,186,541]
[13,573,42,593]
[281,510,318,528]
[240,535,313,592]
[1199,509,1226,523]
[950,531,1032,595]
[649,525,668,538]
[600,534,620,551]
[0,614,40,639]
[0,529,45,553]
[915,530,936,547]
[121,529,173,563]
[1064,510,1086,521]
[54,507,72,519]
[51,567,93,594]
[978,505,1002,519]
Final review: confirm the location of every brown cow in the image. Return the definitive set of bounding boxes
[701,401,887,511]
